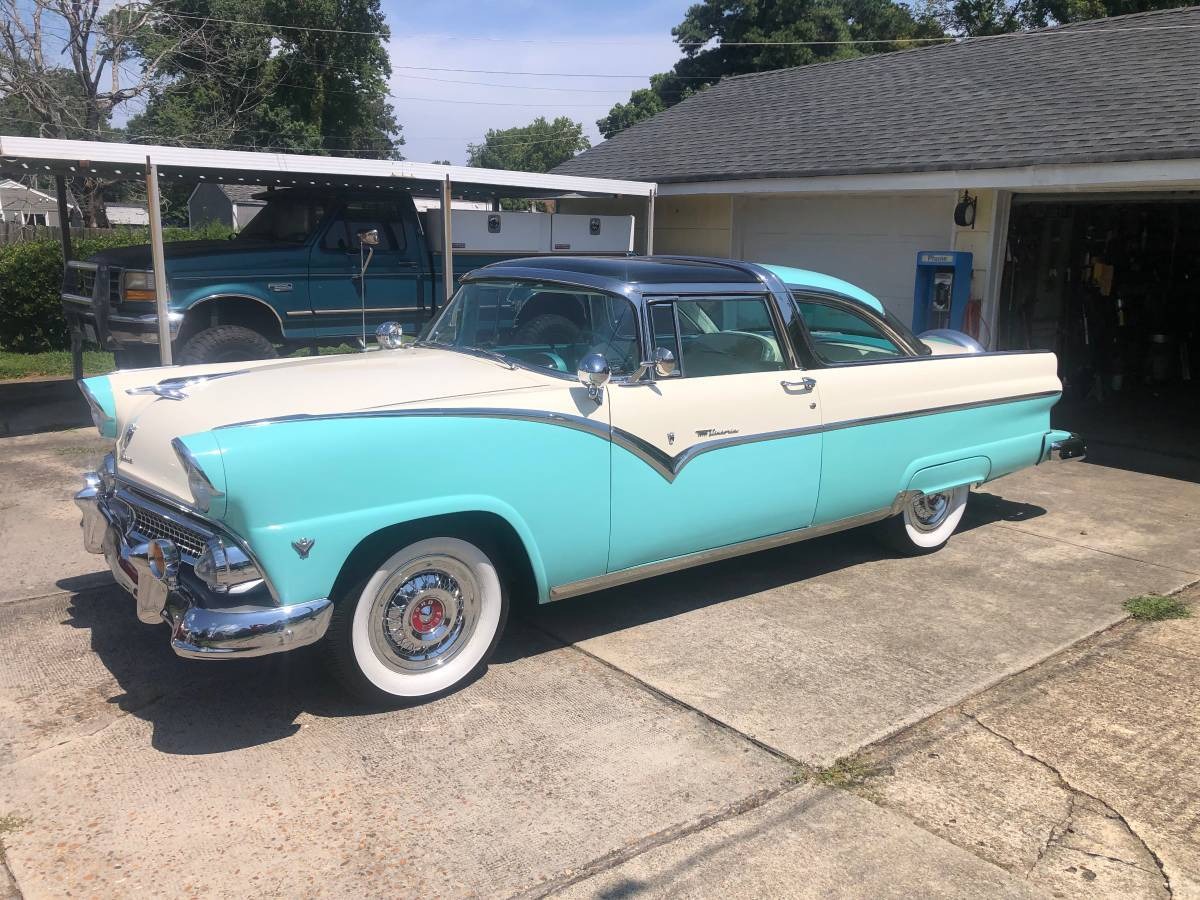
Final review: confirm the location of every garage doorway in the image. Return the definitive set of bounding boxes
[998,195,1200,479]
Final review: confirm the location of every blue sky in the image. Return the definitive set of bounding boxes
[380,0,690,163]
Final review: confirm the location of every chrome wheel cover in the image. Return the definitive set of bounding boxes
[366,553,481,673]
[909,492,953,532]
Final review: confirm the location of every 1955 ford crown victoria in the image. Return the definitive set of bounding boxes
[75,256,1085,702]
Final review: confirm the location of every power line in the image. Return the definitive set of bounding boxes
[0,114,589,152]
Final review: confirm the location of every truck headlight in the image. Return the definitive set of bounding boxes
[195,537,262,593]
[171,438,225,513]
[121,270,156,302]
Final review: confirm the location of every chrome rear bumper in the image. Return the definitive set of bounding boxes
[75,460,331,659]
[1039,431,1087,464]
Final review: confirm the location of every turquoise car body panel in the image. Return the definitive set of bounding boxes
[192,392,1057,608]
[206,416,612,605]
[608,433,822,571]
[762,264,886,313]
[80,374,117,438]
[175,431,229,520]
[814,395,1057,524]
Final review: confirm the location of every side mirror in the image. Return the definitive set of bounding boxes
[357,228,381,247]
[375,321,406,350]
[653,346,677,378]
[577,352,610,402]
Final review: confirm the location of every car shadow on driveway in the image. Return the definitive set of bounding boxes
[54,489,1046,757]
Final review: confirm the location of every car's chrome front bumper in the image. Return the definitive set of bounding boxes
[75,462,331,659]
[1039,431,1087,464]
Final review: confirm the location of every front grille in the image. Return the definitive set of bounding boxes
[108,270,122,305]
[129,505,209,559]
[75,268,97,297]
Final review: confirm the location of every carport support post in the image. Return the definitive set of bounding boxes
[441,174,454,306]
[145,157,172,365]
[645,187,656,255]
[55,175,82,381]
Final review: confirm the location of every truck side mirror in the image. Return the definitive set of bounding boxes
[357,228,381,247]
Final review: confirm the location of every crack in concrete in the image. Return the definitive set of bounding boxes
[1030,791,1076,876]
[963,711,1173,898]
[508,781,804,900]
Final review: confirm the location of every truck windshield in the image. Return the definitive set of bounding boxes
[237,198,329,244]
[422,280,640,376]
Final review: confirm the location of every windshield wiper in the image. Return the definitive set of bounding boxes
[414,341,517,370]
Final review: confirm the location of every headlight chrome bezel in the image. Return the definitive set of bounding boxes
[170,438,225,513]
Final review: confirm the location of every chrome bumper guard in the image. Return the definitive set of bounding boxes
[1039,432,1087,464]
[74,460,332,659]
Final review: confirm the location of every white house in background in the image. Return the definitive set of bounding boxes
[0,178,70,225]
[105,202,149,226]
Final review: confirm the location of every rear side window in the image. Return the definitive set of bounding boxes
[793,299,905,364]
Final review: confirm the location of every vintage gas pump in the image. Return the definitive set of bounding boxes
[912,250,973,333]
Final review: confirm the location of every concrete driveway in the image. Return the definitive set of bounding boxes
[1,428,1197,898]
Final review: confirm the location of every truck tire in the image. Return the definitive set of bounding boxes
[176,325,279,365]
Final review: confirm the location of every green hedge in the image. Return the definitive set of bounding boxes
[0,223,234,353]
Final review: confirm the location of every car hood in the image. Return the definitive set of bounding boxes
[88,239,299,270]
[109,348,559,502]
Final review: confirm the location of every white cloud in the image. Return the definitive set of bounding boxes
[387,32,680,163]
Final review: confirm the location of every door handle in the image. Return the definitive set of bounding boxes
[781,377,817,394]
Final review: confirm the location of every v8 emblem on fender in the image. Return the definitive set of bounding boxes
[291,538,315,559]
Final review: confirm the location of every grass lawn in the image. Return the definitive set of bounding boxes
[0,350,115,380]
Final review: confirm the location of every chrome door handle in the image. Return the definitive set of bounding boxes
[781,377,817,394]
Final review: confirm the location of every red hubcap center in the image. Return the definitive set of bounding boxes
[411,599,445,635]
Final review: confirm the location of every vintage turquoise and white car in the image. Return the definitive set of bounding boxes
[75,256,1085,702]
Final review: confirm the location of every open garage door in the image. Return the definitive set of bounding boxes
[733,193,954,326]
[999,195,1200,480]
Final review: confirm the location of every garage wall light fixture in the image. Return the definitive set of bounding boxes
[954,191,978,229]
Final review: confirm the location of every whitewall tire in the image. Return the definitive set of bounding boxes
[878,486,969,555]
[326,536,508,703]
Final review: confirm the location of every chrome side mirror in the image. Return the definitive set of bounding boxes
[577,352,611,402]
[375,321,405,350]
[357,228,381,247]
[653,347,677,378]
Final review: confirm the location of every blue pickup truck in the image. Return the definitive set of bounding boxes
[61,189,631,365]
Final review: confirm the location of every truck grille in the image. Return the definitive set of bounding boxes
[129,505,210,559]
[75,267,97,297]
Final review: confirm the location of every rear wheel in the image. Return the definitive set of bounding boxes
[176,324,279,365]
[877,486,969,555]
[324,536,508,704]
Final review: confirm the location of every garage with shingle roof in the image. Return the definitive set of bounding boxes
[556,6,1200,467]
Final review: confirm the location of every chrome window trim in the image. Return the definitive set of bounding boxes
[641,291,798,375]
[549,500,902,602]
[215,389,1061,484]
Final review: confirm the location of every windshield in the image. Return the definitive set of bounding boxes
[236,197,330,244]
[423,280,641,376]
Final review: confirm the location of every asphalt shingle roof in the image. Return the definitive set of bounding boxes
[554,7,1200,183]
[219,183,267,202]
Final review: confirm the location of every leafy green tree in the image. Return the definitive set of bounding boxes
[598,0,945,138]
[127,0,403,158]
[467,117,589,172]
[926,0,1198,34]
[597,87,666,140]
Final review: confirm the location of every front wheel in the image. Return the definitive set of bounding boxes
[324,536,508,704]
[876,486,969,556]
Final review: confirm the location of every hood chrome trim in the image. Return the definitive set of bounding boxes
[126,369,248,401]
